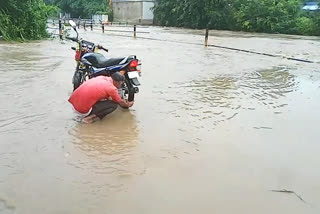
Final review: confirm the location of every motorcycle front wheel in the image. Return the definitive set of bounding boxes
[72,70,82,91]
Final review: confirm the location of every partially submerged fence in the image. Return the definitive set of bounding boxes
[47,19,316,64]
[47,19,148,39]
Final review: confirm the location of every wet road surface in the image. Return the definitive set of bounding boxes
[0,26,320,213]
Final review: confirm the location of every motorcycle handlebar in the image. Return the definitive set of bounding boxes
[66,37,108,52]
[66,36,78,42]
[97,45,108,52]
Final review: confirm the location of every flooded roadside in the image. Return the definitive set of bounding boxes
[0,27,320,213]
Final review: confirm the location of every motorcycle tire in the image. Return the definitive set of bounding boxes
[126,79,135,102]
[120,79,135,109]
[72,71,82,91]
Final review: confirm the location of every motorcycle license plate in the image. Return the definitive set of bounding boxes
[128,71,139,79]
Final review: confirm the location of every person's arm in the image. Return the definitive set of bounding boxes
[109,88,134,108]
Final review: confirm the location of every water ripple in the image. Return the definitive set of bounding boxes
[157,66,297,130]
[0,199,15,214]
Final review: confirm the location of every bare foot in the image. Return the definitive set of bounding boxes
[82,118,93,124]
[82,114,97,124]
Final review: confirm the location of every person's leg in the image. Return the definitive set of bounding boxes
[83,100,118,123]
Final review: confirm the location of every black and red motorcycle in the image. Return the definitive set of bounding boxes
[66,20,141,102]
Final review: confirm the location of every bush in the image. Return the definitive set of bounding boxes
[234,0,301,34]
[153,0,320,36]
[45,0,112,19]
[296,16,316,35]
[0,0,57,41]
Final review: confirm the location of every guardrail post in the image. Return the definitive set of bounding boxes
[134,25,136,38]
[205,28,209,47]
[59,19,62,40]
[84,21,86,30]
[90,20,93,31]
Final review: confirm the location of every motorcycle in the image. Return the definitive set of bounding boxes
[66,20,141,102]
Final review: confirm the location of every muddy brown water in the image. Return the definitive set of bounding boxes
[1,27,320,214]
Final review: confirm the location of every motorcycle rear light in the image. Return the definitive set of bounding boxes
[129,60,138,68]
[75,51,81,61]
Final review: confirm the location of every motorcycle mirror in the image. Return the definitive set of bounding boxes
[69,20,77,29]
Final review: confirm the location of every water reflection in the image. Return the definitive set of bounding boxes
[67,109,140,175]
[71,109,139,156]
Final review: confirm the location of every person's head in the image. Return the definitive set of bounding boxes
[111,72,125,88]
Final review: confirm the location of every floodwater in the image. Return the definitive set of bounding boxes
[1,26,320,214]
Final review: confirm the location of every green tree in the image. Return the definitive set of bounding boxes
[0,0,58,41]
[234,0,302,34]
[47,0,112,18]
[153,0,320,36]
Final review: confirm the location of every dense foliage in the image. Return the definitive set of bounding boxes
[0,0,57,41]
[153,0,320,36]
[45,0,112,19]
[0,0,111,41]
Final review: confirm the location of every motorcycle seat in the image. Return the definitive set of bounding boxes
[82,53,126,68]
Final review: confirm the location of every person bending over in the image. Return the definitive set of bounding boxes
[68,72,133,123]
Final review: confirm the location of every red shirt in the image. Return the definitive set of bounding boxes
[68,76,121,113]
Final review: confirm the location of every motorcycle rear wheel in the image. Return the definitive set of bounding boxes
[120,79,135,107]
[126,79,135,102]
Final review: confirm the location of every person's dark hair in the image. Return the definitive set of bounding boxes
[111,72,125,82]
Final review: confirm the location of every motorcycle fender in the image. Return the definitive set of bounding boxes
[129,77,141,86]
